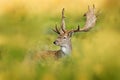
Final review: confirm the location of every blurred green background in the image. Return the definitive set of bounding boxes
[0,0,120,80]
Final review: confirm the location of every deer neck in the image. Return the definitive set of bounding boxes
[60,41,72,55]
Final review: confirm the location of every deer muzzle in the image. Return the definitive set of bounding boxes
[53,40,60,45]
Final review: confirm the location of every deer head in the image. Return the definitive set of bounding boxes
[53,5,97,54]
[53,8,72,47]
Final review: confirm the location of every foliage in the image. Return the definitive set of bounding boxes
[0,1,120,80]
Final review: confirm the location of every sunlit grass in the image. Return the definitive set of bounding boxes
[0,0,120,80]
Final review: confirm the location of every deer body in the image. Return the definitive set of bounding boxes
[32,5,97,60]
[33,41,72,60]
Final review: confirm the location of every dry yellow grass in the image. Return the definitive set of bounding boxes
[0,0,120,80]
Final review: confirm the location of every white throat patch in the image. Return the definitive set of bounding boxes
[61,46,71,55]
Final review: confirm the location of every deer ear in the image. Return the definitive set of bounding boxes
[68,31,74,37]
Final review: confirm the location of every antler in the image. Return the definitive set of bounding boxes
[53,5,96,34]
[70,5,97,33]
[60,8,66,33]
[53,8,66,34]
[52,24,60,34]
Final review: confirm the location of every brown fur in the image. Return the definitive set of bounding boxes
[30,5,97,61]
[32,50,64,61]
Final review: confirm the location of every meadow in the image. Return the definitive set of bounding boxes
[0,0,120,80]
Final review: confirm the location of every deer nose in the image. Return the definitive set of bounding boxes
[53,40,58,44]
[54,40,58,44]
[53,41,56,44]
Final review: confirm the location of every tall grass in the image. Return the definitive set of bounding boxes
[0,1,120,80]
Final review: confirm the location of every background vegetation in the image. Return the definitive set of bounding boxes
[0,0,120,80]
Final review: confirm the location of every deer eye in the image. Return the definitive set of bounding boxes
[63,36,67,39]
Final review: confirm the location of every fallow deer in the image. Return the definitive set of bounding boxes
[32,5,97,60]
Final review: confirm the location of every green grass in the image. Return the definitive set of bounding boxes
[0,4,120,80]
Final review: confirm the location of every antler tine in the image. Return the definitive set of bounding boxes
[73,5,97,33]
[70,25,80,33]
[88,5,90,11]
[93,4,95,9]
[52,24,60,34]
[61,8,66,33]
